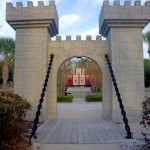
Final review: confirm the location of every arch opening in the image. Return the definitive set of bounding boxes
[56,56,104,120]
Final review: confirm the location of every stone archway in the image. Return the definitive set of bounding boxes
[6,0,150,123]
[47,37,112,121]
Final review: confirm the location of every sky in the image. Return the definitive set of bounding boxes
[0,0,150,58]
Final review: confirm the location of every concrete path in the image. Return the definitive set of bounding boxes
[33,144,122,150]
[57,98,102,119]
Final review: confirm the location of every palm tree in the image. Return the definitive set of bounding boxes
[0,37,15,88]
[143,31,150,59]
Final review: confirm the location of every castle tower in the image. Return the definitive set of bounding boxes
[99,0,150,122]
[6,1,58,121]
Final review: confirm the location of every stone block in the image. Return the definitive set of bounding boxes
[145,1,150,6]
[56,36,61,41]
[66,36,71,40]
[86,35,91,40]
[114,1,120,6]
[76,35,81,41]
[27,1,33,7]
[124,1,131,6]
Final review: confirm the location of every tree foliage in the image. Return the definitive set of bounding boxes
[86,62,102,93]
[57,59,73,96]
[144,59,150,87]
[143,31,150,46]
[143,31,150,59]
[74,58,102,93]
[0,37,15,88]
[140,97,150,150]
[57,57,102,96]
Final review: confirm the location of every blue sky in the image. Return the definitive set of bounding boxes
[0,0,150,58]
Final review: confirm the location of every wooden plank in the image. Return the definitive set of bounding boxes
[63,120,73,143]
[36,120,57,143]
[95,119,110,143]
[82,119,92,143]
[42,120,62,143]
[56,120,68,143]
[77,120,85,144]
[87,119,99,144]
[34,118,127,144]
[70,120,78,143]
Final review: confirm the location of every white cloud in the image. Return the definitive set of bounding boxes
[60,14,81,28]
[28,0,62,5]
[55,0,62,4]
[78,0,102,5]
[80,27,99,40]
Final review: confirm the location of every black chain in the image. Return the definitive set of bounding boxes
[29,54,54,143]
[105,54,133,139]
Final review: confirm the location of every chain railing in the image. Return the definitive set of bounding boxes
[105,54,133,139]
[29,54,54,143]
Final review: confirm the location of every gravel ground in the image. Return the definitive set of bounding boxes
[119,122,148,150]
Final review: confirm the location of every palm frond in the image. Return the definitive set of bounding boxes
[143,31,150,46]
[0,37,15,59]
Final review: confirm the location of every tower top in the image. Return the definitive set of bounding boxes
[99,0,150,37]
[6,1,59,37]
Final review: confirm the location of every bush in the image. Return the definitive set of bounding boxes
[0,91,31,149]
[57,95,73,102]
[144,59,150,87]
[86,94,102,102]
[140,97,150,142]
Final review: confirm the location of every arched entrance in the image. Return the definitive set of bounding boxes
[56,56,102,119]
[47,37,112,121]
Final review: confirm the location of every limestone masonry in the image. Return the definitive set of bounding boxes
[6,0,150,123]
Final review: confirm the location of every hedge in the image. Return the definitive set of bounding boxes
[86,94,102,102]
[57,95,73,102]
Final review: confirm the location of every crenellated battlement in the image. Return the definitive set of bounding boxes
[50,35,104,41]
[6,0,59,37]
[99,0,150,37]
[103,0,150,6]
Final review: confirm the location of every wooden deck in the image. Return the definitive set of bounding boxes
[33,119,127,144]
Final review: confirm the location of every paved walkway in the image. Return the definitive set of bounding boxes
[57,98,102,119]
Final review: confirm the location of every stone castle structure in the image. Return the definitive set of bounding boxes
[6,0,150,123]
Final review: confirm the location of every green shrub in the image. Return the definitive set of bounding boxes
[140,97,150,149]
[57,95,73,102]
[86,94,102,102]
[68,94,73,100]
[0,91,31,149]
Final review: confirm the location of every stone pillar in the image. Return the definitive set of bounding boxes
[6,1,58,121]
[99,0,150,122]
